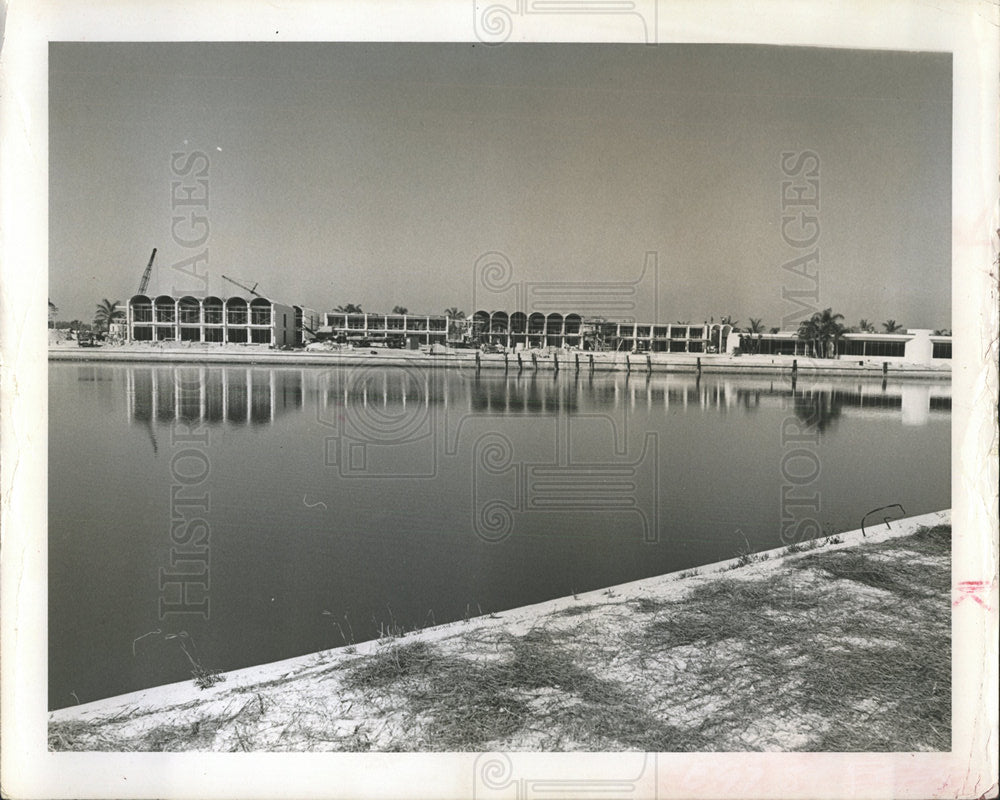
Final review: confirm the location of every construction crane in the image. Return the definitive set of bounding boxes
[137,248,157,295]
[221,274,264,298]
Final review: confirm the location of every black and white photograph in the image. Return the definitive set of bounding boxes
[1,1,996,798]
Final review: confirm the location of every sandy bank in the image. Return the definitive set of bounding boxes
[49,510,951,752]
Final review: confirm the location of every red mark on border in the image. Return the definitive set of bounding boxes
[953,580,992,610]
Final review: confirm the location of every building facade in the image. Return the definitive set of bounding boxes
[470,311,736,353]
[733,329,951,363]
[127,294,297,347]
[321,312,452,347]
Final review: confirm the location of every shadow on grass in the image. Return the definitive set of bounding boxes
[631,525,951,751]
[341,628,701,751]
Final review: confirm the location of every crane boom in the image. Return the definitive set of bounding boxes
[221,274,263,298]
[137,248,157,295]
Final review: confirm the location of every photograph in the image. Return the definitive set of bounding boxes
[1,2,997,799]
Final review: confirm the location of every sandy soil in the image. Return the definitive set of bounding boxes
[48,510,951,752]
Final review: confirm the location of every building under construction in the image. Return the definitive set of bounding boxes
[126,294,319,348]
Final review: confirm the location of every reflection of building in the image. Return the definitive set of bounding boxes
[127,294,298,347]
[124,364,950,430]
[471,311,735,353]
[126,366,304,425]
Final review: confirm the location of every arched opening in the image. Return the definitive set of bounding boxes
[130,294,152,323]
[226,297,248,326]
[203,296,224,325]
[527,312,545,348]
[178,296,201,341]
[178,296,201,324]
[154,295,176,324]
[472,310,490,341]
[250,297,272,326]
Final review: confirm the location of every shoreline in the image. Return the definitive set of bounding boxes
[49,509,950,752]
[48,344,951,379]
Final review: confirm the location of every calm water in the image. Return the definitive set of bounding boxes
[49,362,950,709]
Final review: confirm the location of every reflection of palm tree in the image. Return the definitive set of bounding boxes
[792,389,843,433]
[335,304,363,313]
[882,319,903,333]
[94,299,124,334]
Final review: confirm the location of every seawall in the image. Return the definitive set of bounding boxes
[49,344,951,379]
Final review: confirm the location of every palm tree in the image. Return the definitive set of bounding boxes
[747,318,766,334]
[720,315,739,330]
[797,308,845,358]
[797,315,822,358]
[816,308,846,357]
[93,299,124,334]
[857,319,876,333]
[48,299,58,328]
[444,307,465,319]
[335,304,363,314]
[882,319,903,333]
[391,305,409,315]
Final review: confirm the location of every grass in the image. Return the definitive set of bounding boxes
[791,541,949,600]
[553,602,602,617]
[49,522,951,753]
[629,523,951,751]
[339,627,698,751]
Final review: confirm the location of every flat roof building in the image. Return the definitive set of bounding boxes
[127,294,298,348]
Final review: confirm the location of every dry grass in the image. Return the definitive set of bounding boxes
[49,523,951,753]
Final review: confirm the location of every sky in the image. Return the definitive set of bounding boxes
[49,43,951,330]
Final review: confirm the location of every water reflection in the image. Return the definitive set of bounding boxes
[122,364,950,429]
[51,362,951,710]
